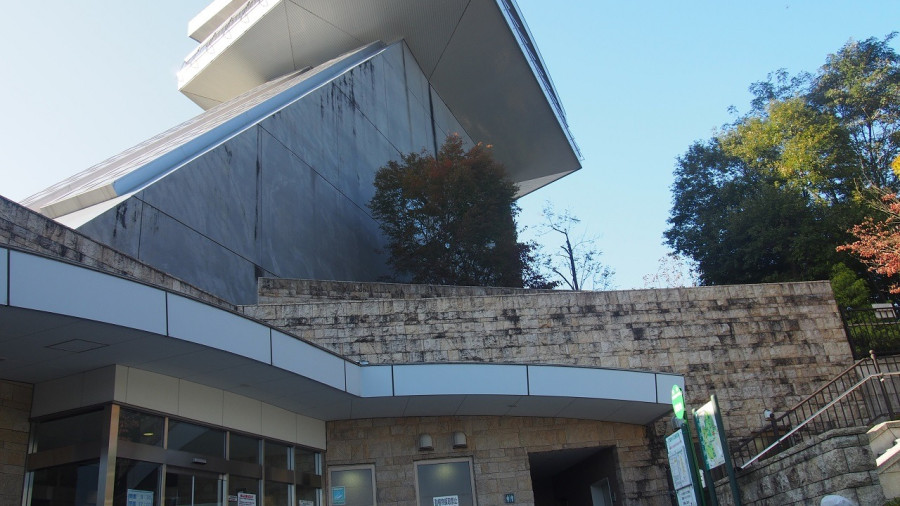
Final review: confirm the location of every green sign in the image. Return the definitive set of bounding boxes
[672,385,685,420]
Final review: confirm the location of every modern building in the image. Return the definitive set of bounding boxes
[21,0,581,305]
[0,1,878,506]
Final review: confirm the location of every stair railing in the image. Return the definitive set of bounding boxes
[731,352,900,469]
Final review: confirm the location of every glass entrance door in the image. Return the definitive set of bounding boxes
[165,469,223,506]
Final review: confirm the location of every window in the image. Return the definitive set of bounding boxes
[33,410,105,452]
[113,459,160,506]
[227,476,259,506]
[264,441,292,469]
[414,459,476,506]
[26,406,322,506]
[328,465,376,506]
[29,461,100,506]
[229,434,260,464]
[167,419,225,457]
[118,409,164,447]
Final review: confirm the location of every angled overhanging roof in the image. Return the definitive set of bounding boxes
[21,44,385,220]
[1,246,681,424]
[178,0,582,196]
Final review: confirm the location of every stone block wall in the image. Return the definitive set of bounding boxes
[730,427,884,505]
[257,277,547,303]
[326,416,668,505]
[0,381,31,506]
[245,279,853,441]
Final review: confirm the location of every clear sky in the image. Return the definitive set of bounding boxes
[1,1,898,289]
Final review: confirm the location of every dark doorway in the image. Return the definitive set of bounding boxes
[529,447,620,506]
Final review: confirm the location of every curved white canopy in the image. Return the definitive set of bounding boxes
[1,246,681,424]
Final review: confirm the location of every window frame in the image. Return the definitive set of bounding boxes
[327,463,377,506]
[413,457,477,506]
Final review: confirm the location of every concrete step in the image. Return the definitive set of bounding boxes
[868,421,900,500]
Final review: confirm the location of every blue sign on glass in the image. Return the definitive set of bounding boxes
[332,486,346,505]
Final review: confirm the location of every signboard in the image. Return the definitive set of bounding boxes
[665,430,698,506]
[677,488,698,506]
[695,400,726,468]
[672,385,686,420]
[237,493,256,506]
[433,496,460,506]
[331,487,346,506]
[127,489,154,506]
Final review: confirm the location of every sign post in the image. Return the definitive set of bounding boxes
[693,395,742,506]
[667,385,705,506]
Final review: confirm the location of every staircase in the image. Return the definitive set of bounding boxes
[869,421,900,499]
[732,353,900,473]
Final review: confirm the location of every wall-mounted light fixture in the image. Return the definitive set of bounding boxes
[451,431,467,449]
[418,434,434,451]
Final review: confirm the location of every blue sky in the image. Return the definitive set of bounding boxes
[1,1,898,289]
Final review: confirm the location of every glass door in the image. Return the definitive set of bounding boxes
[165,468,224,506]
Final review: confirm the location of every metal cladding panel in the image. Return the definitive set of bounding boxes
[656,374,685,405]
[271,330,346,391]
[392,364,529,396]
[528,366,658,404]
[8,251,167,335]
[166,293,272,364]
[358,366,394,397]
[285,0,470,77]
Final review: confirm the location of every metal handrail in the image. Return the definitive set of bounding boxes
[731,352,900,467]
[739,371,900,469]
[182,0,267,70]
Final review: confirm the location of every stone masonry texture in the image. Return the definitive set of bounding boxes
[244,278,857,505]
[0,381,31,506]
[326,416,661,505]
[728,426,885,505]
[246,278,853,440]
[0,195,865,505]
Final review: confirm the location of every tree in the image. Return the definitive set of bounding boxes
[642,253,699,289]
[538,205,614,290]
[666,35,899,294]
[810,33,900,187]
[368,135,551,288]
[838,189,900,294]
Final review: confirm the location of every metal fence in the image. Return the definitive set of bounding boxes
[842,305,900,359]
[732,353,900,470]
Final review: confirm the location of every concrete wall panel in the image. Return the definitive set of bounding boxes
[72,40,471,304]
[136,204,258,302]
[178,380,225,426]
[261,403,297,443]
[140,129,261,261]
[125,367,180,414]
[257,129,318,278]
[76,197,144,259]
[223,391,263,435]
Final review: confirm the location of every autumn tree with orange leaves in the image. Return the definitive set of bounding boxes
[368,134,553,288]
[839,185,900,293]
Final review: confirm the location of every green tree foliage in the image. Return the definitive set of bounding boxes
[369,135,552,288]
[666,35,899,293]
[830,262,871,308]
